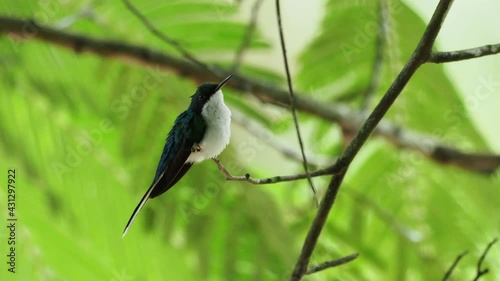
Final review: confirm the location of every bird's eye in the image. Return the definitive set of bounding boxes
[199,95,204,100]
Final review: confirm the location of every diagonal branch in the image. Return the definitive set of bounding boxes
[441,238,498,281]
[442,251,468,281]
[1,16,499,175]
[275,0,318,206]
[289,1,456,280]
[429,43,500,63]
[473,238,498,281]
[122,0,219,75]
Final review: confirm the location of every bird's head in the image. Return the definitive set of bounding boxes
[190,75,232,113]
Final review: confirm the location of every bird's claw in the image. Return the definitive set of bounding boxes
[191,143,202,153]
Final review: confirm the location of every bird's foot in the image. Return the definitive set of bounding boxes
[191,143,202,153]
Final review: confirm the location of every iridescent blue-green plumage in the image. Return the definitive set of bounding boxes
[122,76,232,237]
[122,108,206,237]
[150,110,206,198]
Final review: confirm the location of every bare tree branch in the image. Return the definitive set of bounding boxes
[122,0,220,76]
[231,0,264,73]
[441,238,498,281]
[289,1,456,280]
[442,251,468,281]
[305,253,359,275]
[473,238,498,281]
[429,43,500,63]
[275,0,318,206]
[212,158,339,185]
[1,16,500,175]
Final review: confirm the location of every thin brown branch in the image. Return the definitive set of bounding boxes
[429,43,500,63]
[1,16,499,175]
[212,158,339,185]
[231,0,264,73]
[305,253,359,275]
[122,0,220,76]
[275,0,318,206]
[473,238,498,281]
[289,1,456,280]
[442,251,468,281]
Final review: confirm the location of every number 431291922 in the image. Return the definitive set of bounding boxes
[8,169,16,217]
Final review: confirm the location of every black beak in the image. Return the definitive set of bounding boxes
[214,75,232,92]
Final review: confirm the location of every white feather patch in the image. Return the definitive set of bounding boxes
[186,90,231,163]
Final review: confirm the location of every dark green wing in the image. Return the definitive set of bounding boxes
[122,111,206,236]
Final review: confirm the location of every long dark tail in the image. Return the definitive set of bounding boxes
[121,180,158,237]
[121,163,192,237]
[122,168,169,237]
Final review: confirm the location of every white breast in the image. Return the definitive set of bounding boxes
[187,90,231,163]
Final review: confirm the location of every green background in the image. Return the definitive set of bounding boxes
[0,0,499,280]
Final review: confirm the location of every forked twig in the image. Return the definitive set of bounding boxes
[473,238,498,281]
[305,253,359,275]
[442,251,468,281]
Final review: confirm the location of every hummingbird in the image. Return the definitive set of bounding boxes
[122,75,232,237]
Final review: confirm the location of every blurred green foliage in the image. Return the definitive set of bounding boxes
[0,0,499,280]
